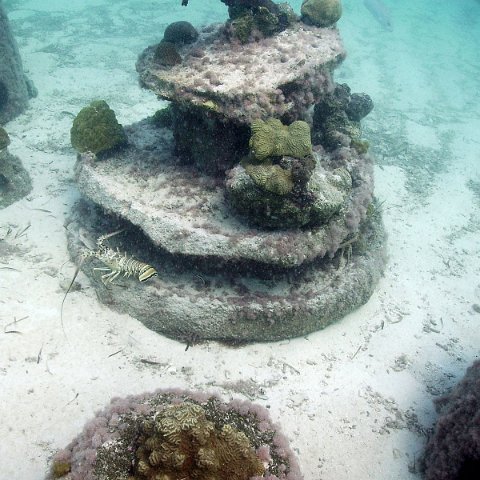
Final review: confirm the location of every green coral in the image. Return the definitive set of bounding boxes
[151,105,173,128]
[226,161,352,228]
[301,0,342,27]
[322,112,362,150]
[249,118,312,161]
[70,100,127,156]
[351,138,369,154]
[132,402,265,480]
[0,126,10,150]
[277,2,299,25]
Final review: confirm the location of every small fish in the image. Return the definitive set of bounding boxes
[363,0,393,31]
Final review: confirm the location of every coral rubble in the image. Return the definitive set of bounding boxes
[45,389,302,480]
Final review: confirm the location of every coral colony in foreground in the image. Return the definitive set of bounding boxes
[422,360,480,480]
[46,389,302,480]
[67,0,387,343]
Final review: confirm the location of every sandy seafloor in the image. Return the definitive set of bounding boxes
[0,0,479,478]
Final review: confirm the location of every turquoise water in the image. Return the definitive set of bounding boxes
[1,1,480,479]
[5,0,480,199]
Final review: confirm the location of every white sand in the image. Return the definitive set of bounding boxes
[1,0,479,479]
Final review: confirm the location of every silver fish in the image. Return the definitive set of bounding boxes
[363,0,394,31]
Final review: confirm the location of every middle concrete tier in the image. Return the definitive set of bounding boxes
[74,120,373,269]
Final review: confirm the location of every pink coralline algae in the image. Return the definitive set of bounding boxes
[423,360,480,480]
[46,388,303,480]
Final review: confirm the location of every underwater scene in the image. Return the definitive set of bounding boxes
[0,0,479,478]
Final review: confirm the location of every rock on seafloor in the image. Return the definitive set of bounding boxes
[0,4,36,123]
[0,149,32,209]
[74,120,374,268]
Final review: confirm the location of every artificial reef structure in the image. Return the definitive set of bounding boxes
[0,126,32,208]
[68,0,386,343]
[0,4,34,207]
[0,2,36,124]
[45,388,302,480]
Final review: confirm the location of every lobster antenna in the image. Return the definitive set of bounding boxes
[60,256,86,339]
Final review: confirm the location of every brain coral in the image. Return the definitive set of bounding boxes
[244,161,294,196]
[70,100,127,156]
[134,402,264,480]
[249,119,312,161]
[46,389,302,480]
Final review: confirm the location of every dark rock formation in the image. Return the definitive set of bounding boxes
[0,3,36,124]
[423,360,480,480]
[0,149,32,208]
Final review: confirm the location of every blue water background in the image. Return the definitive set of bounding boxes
[4,0,479,199]
[1,1,480,479]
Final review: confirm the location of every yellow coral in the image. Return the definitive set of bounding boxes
[133,402,264,480]
[244,163,294,195]
[249,118,312,161]
[51,461,71,478]
[201,100,219,112]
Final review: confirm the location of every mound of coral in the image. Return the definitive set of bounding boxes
[70,100,127,157]
[46,389,302,480]
[67,1,386,342]
[423,360,480,480]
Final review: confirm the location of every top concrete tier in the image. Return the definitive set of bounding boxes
[137,22,346,123]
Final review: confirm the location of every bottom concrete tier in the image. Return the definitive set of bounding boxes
[0,150,32,208]
[66,200,387,344]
